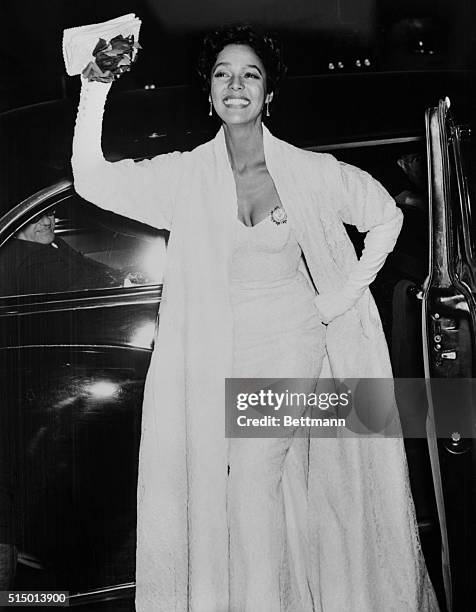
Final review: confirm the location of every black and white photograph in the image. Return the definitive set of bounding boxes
[0,1,475,610]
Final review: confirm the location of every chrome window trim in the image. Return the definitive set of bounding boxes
[0,285,162,317]
[0,343,153,353]
[305,135,422,152]
[67,582,135,606]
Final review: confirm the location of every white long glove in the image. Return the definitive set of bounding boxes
[72,77,182,231]
[71,79,111,187]
[314,211,402,324]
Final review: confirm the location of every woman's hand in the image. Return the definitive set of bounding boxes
[82,61,115,83]
[81,35,140,83]
[314,290,355,324]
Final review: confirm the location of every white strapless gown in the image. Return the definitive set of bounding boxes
[229,214,325,611]
[226,212,439,611]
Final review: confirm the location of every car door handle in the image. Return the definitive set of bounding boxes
[440,351,457,360]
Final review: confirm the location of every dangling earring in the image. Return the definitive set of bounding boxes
[266,99,270,117]
[208,97,213,117]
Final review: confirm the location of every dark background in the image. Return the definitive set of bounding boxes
[1,0,476,112]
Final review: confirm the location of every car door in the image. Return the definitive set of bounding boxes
[0,184,166,605]
[424,98,476,612]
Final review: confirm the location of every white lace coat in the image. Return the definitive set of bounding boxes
[72,81,439,611]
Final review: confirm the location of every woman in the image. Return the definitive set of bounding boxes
[72,24,439,612]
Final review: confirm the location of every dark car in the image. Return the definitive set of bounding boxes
[0,71,475,610]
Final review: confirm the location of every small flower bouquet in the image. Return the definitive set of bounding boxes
[83,35,141,82]
[63,13,141,82]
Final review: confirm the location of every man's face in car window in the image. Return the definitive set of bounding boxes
[16,211,56,245]
[397,153,426,190]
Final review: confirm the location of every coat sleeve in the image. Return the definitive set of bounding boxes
[313,159,403,324]
[71,80,183,231]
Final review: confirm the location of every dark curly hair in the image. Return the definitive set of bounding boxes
[197,24,287,96]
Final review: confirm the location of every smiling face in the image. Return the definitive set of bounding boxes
[16,211,56,244]
[210,44,273,126]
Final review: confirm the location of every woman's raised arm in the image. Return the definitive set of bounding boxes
[71,79,183,231]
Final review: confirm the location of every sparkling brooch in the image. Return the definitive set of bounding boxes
[270,205,288,225]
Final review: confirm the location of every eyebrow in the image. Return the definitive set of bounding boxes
[213,62,263,75]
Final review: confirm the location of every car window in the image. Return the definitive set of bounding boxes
[0,192,167,298]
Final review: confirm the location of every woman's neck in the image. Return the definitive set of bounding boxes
[223,120,265,174]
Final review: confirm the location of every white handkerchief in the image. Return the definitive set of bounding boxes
[62,13,141,76]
